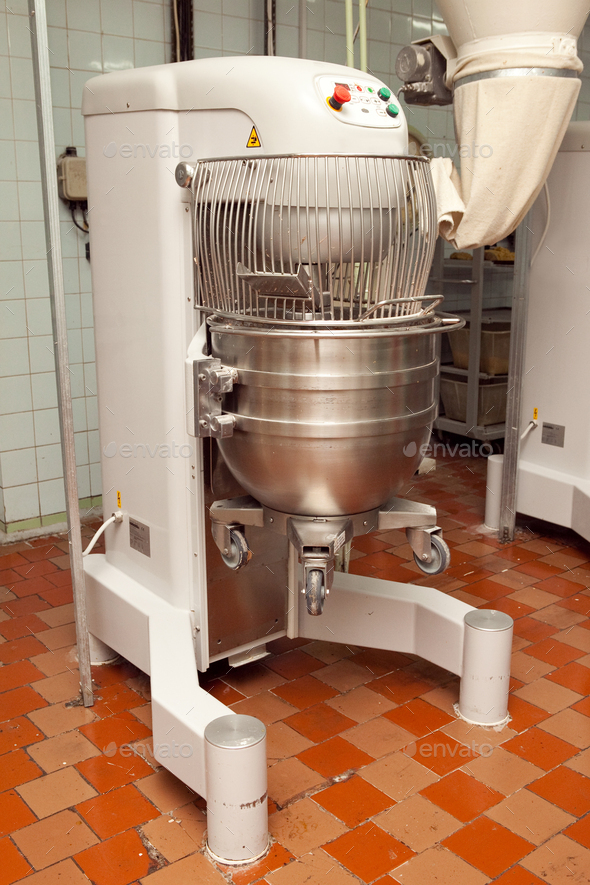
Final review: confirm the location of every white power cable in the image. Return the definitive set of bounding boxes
[520,420,538,442]
[83,511,123,557]
[531,182,550,266]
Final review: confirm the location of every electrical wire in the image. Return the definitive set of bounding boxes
[70,205,88,233]
[172,0,181,63]
[83,513,121,557]
[531,182,550,266]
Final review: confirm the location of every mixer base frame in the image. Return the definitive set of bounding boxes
[209,494,445,594]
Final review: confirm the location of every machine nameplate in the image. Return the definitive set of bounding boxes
[541,422,565,448]
[129,518,151,556]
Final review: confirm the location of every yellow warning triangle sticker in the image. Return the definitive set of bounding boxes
[246,126,261,148]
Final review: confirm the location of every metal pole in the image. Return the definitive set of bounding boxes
[345,0,354,67]
[298,0,307,59]
[465,246,484,435]
[498,214,533,541]
[358,0,367,72]
[28,0,93,707]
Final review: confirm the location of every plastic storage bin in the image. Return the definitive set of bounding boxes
[440,376,508,426]
[449,322,511,376]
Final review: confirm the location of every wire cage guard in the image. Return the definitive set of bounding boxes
[185,154,437,326]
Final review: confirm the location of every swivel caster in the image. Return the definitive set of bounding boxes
[305,569,325,616]
[221,529,252,571]
[414,534,451,576]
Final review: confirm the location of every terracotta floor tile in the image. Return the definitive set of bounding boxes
[520,833,590,884]
[462,747,544,796]
[526,766,590,815]
[265,649,326,681]
[267,757,323,806]
[0,748,42,791]
[312,658,374,692]
[12,809,98,870]
[76,783,159,839]
[390,844,490,885]
[271,674,338,709]
[345,717,414,758]
[420,682,460,717]
[221,663,286,698]
[383,698,453,737]
[351,648,413,678]
[515,561,564,580]
[17,766,97,818]
[202,678,245,705]
[0,685,48,722]
[353,535,391,554]
[454,541,498,558]
[28,730,100,773]
[135,769,196,812]
[75,754,154,794]
[141,812,203,863]
[491,866,547,885]
[36,602,75,628]
[39,585,73,607]
[489,571,539,592]
[91,683,144,717]
[554,624,590,652]
[78,711,152,752]
[537,708,590,749]
[440,718,517,751]
[507,695,552,732]
[33,671,81,705]
[0,635,47,664]
[503,727,578,770]
[76,828,154,885]
[297,735,373,779]
[531,605,587,631]
[284,703,356,743]
[313,774,391,827]
[10,857,92,884]
[466,578,513,601]
[558,594,590,615]
[225,843,295,885]
[269,796,347,854]
[0,715,44,756]
[264,847,358,884]
[513,677,583,714]
[30,646,79,678]
[376,794,460,852]
[367,670,435,705]
[510,651,556,684]
[481,597,535,619]
[546,660,590,694]
[409,730,478,776]
[266,722,313,762]
[419,770,503,822]
[524,637,584,667]
[324,822,415,880]
[442,816,534,877]
[361,751,439,801]
[565,815,590,850]
[28,701,96,738]
[0,613,49,641]
[485,789,575,845]
[302,640,358,665]
[0,788,37,837]
[325,684,398,723]
[0,660,44,693]
[509,587,562,610]
[230,691,297,726]
[0,597,51,618]
[0,834,32,883]
[512,617,558,644]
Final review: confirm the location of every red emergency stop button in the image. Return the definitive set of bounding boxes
[328,84,351,110]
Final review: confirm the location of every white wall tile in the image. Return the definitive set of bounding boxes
[31,371,58,410]
[20,221,47,261]
[68,30,103,72]
[6,14,31,60]
[0,261,24,300]
[38,477,66,515]
[36,443,64,481]
[0,99,15,141]
[1,446,37,486]
[15,140,41,181]
[0,410,35,450]
[0,374,32,414]
[0,182,19,221]
[26,297,53,337]
[66,0,101,33]
[0,221,22,261]
[3,482,40,521]
[0,141,17,181]
[17,181,43,221]
[9,57,34,101]
[28,334,56,373]
[34,407,61,446]
[47,0,67,29]
[0,336,29,376]
[23,260,50,298]
[0,299,26,338]
[102,35,135,72]
[101,0,134,37]
[133,1,165,42]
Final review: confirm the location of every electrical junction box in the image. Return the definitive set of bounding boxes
[57,154,87,201]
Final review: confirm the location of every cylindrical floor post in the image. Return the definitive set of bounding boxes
[89,634,119,666]
[484,454,504,530]
[205,715,268,865]
[459,610,513,726]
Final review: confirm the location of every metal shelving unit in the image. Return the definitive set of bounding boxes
[432,241,510,442]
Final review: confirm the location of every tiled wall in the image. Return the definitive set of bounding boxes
[1,0,590,534]
[0,0,170,533]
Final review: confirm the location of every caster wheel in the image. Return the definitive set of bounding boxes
[414,534,451,576]
[221,529,251,571]
[305,569,325,616]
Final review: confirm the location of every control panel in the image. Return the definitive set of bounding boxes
[317,75,402,129]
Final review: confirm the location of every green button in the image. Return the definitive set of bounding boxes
[378,86,391,101]
[367,86,375,93]
[386,103,399,118]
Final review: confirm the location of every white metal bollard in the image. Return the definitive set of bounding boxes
[88,633,119,665]
[205,714,269,865]
[484,454,503,530]
[459,609,513,726]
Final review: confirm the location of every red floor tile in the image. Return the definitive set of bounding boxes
[0,749,42,792]
[296,735,373,779]
[503,728,578,770]
[383,698,453,737]
[271,674,338,709]
[481,597,535,619]
[492,866,548,885]
[13,560,58,579]
[0,834,32,884]
[91,683,145,717]
[523,637,584,667]
[558,595,590,615]
[0,660,44,693]
[545,661,590,694]
[0,686,48,723]
[420,770,503,822]
[265,650,325,680]
[75,754,154,793]
[526,767,590,816]
[351,648,412,677]
[0,553,28,570]
[0,597,51,617]
[507,696,551,732]
[572,696,590,717]
[367,670,435,705]
[90,661,139,688]
[0,717,44,756]
[314,775,392,827]
[512,617,558,643]
[411,731,479,776]
[79,712,151,752]
[76,784,159,839]
[0,789,37,837]
[10,576,55,599]
[75,828,154,885]
[229,843,295,885]
[284,703,356,743]
[324,822,415,880]
[534,576,587,598]
[514,561,564,580]
[38,584,73,606]
[467,578,513,601]
[565,815,590,850]
[0,636,47,665]
[0,614,49,641]
[202,679,245,705]
[442,817,534,877]
[352,536,392,555]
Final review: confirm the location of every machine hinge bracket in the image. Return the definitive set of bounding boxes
[193,358,237,439]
